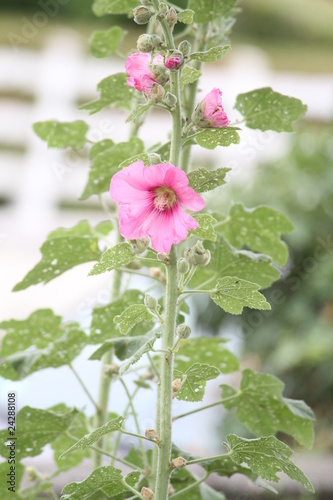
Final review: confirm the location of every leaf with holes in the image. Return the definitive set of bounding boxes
[33,120,88,149]
[89,243,134,276]
[195,128,240,150]
[180,67,202,90]
[216,204,294,266]
[235,87,307,132]
[118,332,160,375]
[190,214,217,241]
[114,304,152,335]
[90,27,126,58]
[211,277,271,315]
[175,363,220,402]
[189,46,230,63]
[126,101,153,123]
[89,332,154,361]
[81,73,135,114]
[189,0,238,22]
[81,137,144,198]
[92,0,139,16]
[221,369,314,448]
[177,9,195,24]
[188,167,230,193]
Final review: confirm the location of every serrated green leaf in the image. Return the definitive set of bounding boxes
[189,0,238,23]
[174,337,239,374]
[189,46,230,63]
[126,102,153,123]
[226,434,314,492]
[188,167,230,193]
[61,466,140,499]
[81,73,135,114]
[190,214,217,241]
[60,417,124,459]
[0,462,24,499]
[216,204,294,266]
[180,67,202,90]
[119,331,160,375]
[0,406,78,459]
[211,277,271,315]
[94,220,114,236]
[114,304,152,335]
[92,0,138,16]
[175,363,220,402]
[81,137,144,199]
[177,9,195,24]
[195,127,240,150]
[221,369,314,448]
[89,243,134,276]
[90,27,126,58]
[235,87,307,132]
[33,120,88,149]
[13,221,101,291]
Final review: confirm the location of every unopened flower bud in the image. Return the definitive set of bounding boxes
[166,7,177,26]
[150,267,166,281]
[178,258,190,274]
[184,241,211,267]
[165,55,183,70]
[133,6,152,25]
[152,84,165,100]
[141,487,154,500]
[145,294,158,310]
[172,378,182,394]
[157,252,169,262]
[164,92,177,108]
[177,324,191,339]
[137,34,154,53]
[145,428,158,440]
[105,364,120,376]
[140,0,152,6]
[130,238,150,254]
[150,62,169,86]
[150,34,163,48]
[148,153,161,164]
[173,456,187,469]
[159,2,168,15]
[168,485,175,495]
[178,40,191,56]
[26,466,39,481]
[126,260,142,270]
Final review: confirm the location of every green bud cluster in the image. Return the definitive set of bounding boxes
[184,241,211,267]
[133,5,152,25]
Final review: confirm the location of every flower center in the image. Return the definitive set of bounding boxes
[153,186,177,211]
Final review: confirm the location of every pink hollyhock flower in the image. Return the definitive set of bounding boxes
[165,56,182,70]
[110,162,205,253]
[125,53,164,94]
[193,88,230,128]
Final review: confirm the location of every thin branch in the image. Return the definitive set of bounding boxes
[173,393,240,421]
[69,364,100,412]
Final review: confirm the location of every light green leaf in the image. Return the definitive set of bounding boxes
[92,0,139,16]
[119,332,161,375]
[33,120,88,149]
[114,304,152,335]
[234,87,307,132]
[0,462,24,499]
[175,363,220,402]
[211,277,271,315]
[90,27,126,58]
[195,127,240,150]
[190,214,217,241]
[189,46,230,63]
[89,333,152,362]
[61,467,140,499]
[60,417,124,459]
[13,221,101,291]
[221,369,314,448]
[81,137,144,199]
[0,406,78,459]
[81,73,135,114]
[187,167,230,193]
[89,243,134,276]
[126,101,153,123]
[118,153,150,169]
[155,141,171,162]
[170,469,203,500]
[177,9,195,24]
[94,220,114,237]
[216,204,294,266]
[226,434,314,492]
[174,337,239,374]
[188,0,238,22]
[180,67,202,90]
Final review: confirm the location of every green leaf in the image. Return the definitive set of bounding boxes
[211,277,271,315]
[226,434,314,492]
[0,406,78,459]
[126,102,153,123]
[188,0,238,23]
[195,127,240,150]
[13,221,101,291]
[234,87,307,132]
[189,235,280,291]
[81,73,135,114]
[89,243,135,276]
[119,332,160,375]
[180,67,202,91]
[60,416,124,459]
[175,363,220,402]
[0,462,24,499]
[221,369,314,448]
[61,467,140,499]
[216,204,294,266]
[81,137,144,199]
[170,469,202,500]
[200,484,226,499]
[118,153,150,169]
[114,304,152,335]
[174,337,239,374]
[90,27,126,58]
[187,167,230,193]
[155,141,171,162]
[177,9,195,24]
[92,0,138,16]
[189,46,230,63]
[0,309,87,380]
[190,214,217,241]
[33,120,88,149]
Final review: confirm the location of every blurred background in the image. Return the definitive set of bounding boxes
[0,0,333,498]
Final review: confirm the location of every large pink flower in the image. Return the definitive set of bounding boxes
[194,88,230,128]
[125,53,164,94]
[110,162,205,253]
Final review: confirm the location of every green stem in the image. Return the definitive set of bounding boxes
[173,393,241,421]
[112,387,139,467]
[170,472,209,498]
[187,451,232,465]
[121,480,144,500]
[69,363,100,412]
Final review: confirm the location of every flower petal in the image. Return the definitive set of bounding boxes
[177,186,205,212]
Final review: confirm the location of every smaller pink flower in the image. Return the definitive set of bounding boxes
[165,56,182,70]
[194,88,230,128]
[110,162,205,253]
[125,53,164,94]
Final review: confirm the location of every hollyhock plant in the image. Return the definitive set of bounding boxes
[165,56,182,70]
[125,52,165,94]
[193,88,230,128]
[110,162,205,253]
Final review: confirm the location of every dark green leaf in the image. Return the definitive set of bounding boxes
[33,120,88,149]
[195,128,240,150]
[211,277,271,315]
[90,27,126,58]
[175,363,220,402]
[119,331,161,375]
[187,167,230,193]
[89,243,135,276]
